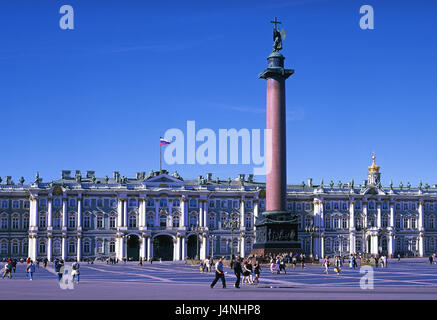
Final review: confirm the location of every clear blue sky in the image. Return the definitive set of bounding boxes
[0,0,436,186]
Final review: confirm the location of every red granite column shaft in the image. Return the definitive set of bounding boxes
[266,76,286,212]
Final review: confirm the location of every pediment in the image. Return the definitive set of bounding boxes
[145,174,185,185]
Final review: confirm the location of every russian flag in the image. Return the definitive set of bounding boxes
[160,137,171,145]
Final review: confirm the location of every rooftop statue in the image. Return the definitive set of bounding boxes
[270,17,285,52]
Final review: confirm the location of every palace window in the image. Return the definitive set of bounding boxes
[22,242,28,256]
[12,216,19,229]
[110,216,116,228]
[1,216,8,229]
[297,204,302,211]
[246,201,252,209]
[404,204,408,210]
[69,199,76,207]
[369,216,376,227]
[110,241,115,253]
[382,216,388,228]
[24,201,30,209]
[147,198,154,207]
[189,199,197,208]
[159,199,167,207]
[412,203,416,210]
[97,216,103,229]
[12,241,19,255]
[39,215,46,228]
[220,239,227,253]
[325,216,331,229]
[129,198,137,207]
[334,203,338,210]
[39,198,47,207]
[333,217,339,229]
[209,201,215,208]
[234,201,239,209]
[411,216,417,229]
[173,199,180,207]
[355,202,361,210]
[96,241,103,254]
[54,198,61,207]
[189,214,197,228]
[129,215,137,228]
[84,215,91,228]
[160,215,167,228]
[325,238,332,253]
[342,217,348,229]
[306,203,311,211]
[246,215,252,228]
[12,201,19,209]
[383,202,388,210]
[173,216,180,228]
[1,200,8,208]
[429,216,435,229]
[69,215,76,228]
[84,199,90,207]
[84,241,91,254]
[396,203,401,210]
[97,199,104,207]
[334,239,340,252]
[147,215,154,227]
[39,241,46,254]
[1,241,8,255]
[68,241,76,254]
[342,203,347,211]
[369,202,374,210]
[23,215,29,229]
[208,216,215,229]
[355,217,362,228]
[110,200,117,208]
[53,241,61,255]
[325,203,330,210]
[356,238,362,252]
[403,217,408,229]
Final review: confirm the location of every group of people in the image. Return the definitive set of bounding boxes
[210,256,262,289]
[54,258,80,283]
[200,257,214,273]
[2,257,37,280]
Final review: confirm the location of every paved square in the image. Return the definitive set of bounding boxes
[1,258,437,299]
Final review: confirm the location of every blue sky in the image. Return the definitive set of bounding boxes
[0,0,436,186]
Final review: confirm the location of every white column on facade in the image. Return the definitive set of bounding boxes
[29,196,38,228]
[199,201,204,227]
[175,235,181,261]
[140,235,146,260]
[62,198,67,228]
[47,198,53,228]
[47,236,53,262]
[418,200,424,231]
[61,236,67,260]
[179,198,186,228]
[115,235,121,261]
[77,236,82,261]
[253,200,259,236]
[117,198,123,228]
[200,235,207,260]
[349,200,356,254]
[320,234,325,258]
[388,232,395,257]
[240,199,245,230]
[173,237,179,261]
[370,233,378,255]
[419,234,424,257]
[389,202,395,228]
[147,236,152,260]
[138,198,143,227]
[376,201,382,229]
[77,197,82,228]
[239,235,246,258]
[29,195,39,261]
[168,199,174,227]
[123,200,128,227]
[181,236,187,260]
[122,235,127,259]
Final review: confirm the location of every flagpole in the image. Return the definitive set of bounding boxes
[160,137,162,172]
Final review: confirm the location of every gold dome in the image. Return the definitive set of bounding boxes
[368,154,380,173]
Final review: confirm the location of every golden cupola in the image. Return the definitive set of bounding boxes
[367,153,381,186]
[368,155,380,173]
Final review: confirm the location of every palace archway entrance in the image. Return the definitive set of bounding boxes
[153,235,174,261]
[127,234,140,261]
[187,234,197,259]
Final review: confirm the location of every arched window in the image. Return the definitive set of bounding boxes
[430,216,435,230]
[325,216,331,229]
[396,216,401,229]
[39,240,46,254]
[23,215,29,230]
[53,213,61,229]
[325,238,332,253]
[403,216,409,229]
[96,240,103,254]
[53,240,61,255]
[84,214,91,228]
[12,241,19,255]
[129,214,137,228]
[208,215,215,229]
[147,213,154,227]
[39,214,46,228]
[110,240,116,253]
[189,213,197,228]
[84,240,91,254]
[245,215,252,228]
[110,215,116,228]
[342,216,348,229]
[159,214,167,228]
[68,240,76,254]
[12,215,19,229]
[356,238,362,252]
[411,216,417,229]
[173,215,180,228]
[69,214,76,228]
[97,215,103,229]
[1,215,8,229]
[333,217,339,229]
[0,240,8,255]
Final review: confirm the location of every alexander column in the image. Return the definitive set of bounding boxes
[253,17,301,257]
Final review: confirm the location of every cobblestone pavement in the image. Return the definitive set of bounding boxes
[1,258,437,299]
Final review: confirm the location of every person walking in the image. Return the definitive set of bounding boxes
[334,256,342,275]
[72,261,80,284]
[54,258,63,282]
[292,255,297,271]
[253,261,261,284]
[27,260,36,280]
[300,254,305,271]
[430,255,434,265]
[322,256,330,274]
[397,253,401,262]
[233,257,242,288]
[210,257,226,289]
[2,261,12,279]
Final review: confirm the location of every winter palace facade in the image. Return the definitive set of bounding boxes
[1,156,437,261]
